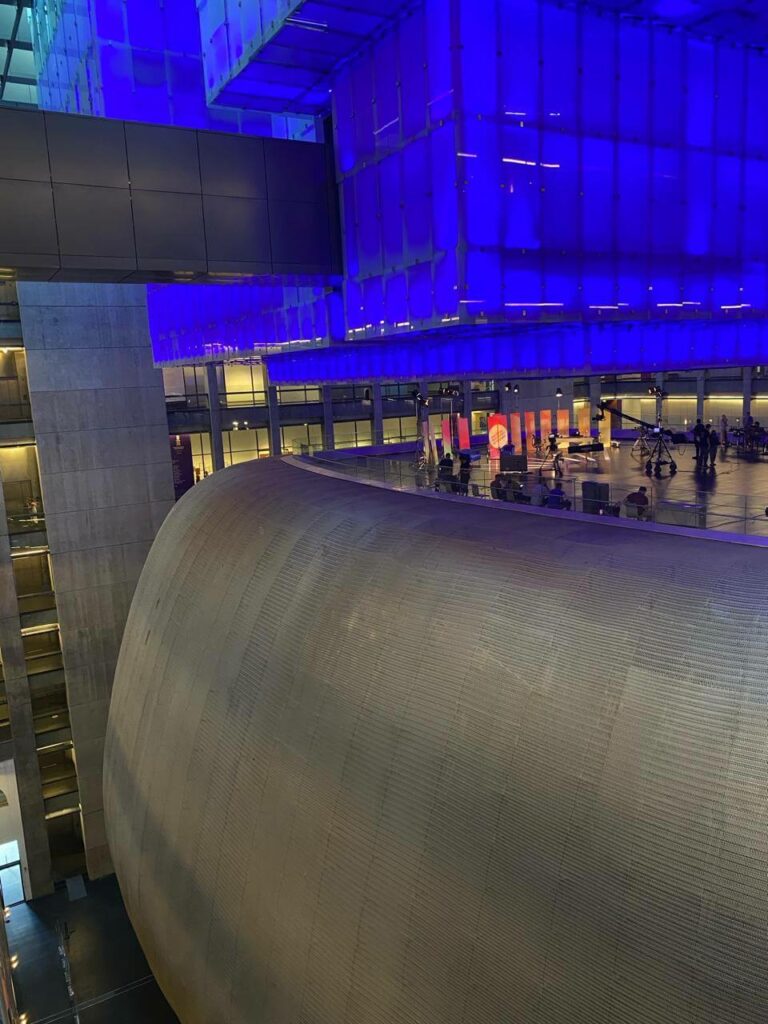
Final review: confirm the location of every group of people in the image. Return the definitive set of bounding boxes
[490,472,571,509]
[436,451,473,495]
[691,418,721,469]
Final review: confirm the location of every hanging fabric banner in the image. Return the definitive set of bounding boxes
[441,418,453,454]
[540,409,552,439]
[456,415,471,452]
[509,412,522,452]
[487,413,509,459]
[524,411,537,450]
[557,408,570,437]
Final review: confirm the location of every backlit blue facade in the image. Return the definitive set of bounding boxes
[148,281,344,363]
[32,0,318,138]
[28,0,768,381]
[335,0,768,341]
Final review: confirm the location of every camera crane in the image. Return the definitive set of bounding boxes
[593,401,687,476]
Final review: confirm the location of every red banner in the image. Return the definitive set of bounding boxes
[509,412,522,452]
[487,413,509,459]
[540,409,552,439]
[441,418,453,454]
[457,415,471,452]
[557,408,570,437]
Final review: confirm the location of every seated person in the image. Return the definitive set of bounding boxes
[624,485,649,518]
[501,475,523,501]
[528,476,549,507]
[500,441,516,456]
[547,482,571,509]
[490,473,505,500]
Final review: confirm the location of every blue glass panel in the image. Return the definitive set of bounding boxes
[652,31,683,147]
[686,40,714,149]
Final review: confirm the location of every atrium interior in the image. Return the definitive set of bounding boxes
[0,0,767,1022]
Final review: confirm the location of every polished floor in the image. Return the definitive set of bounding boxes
[7,875,178,1023]
[397,439,768,534]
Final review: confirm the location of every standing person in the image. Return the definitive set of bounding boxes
[708,424,720,468]
[697,425,710,468]
[437,452,454,480]
[457,453,472,495]
[692,418,706,461]
[720,413,729,448]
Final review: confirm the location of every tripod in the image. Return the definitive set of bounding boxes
[631,428,653,461]
[411,434,430,472]
[644,430,678,477]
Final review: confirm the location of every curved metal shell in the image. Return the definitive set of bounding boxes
[104,460,768,1024]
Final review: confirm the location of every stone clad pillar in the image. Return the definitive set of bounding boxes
[205,363,225,471]
[371,383,384,446]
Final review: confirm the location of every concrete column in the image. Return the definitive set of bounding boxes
[372,383,384,446]
[695,371,706,422]
[743,367,752,423]
[0,489,52,898]
[321,386,335,451]
[18,282,175,880]
[267,386,282,456]
[205,362,225,471]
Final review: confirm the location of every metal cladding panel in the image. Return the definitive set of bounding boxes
[104,459,768,1024]
[0,109,340,282]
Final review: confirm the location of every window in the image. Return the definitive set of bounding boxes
[334,420,372,449]
[664,398,697,430]
[223,428,271,465]
[471,411,489,434]
[188,433,213,479]
[281,424,323,453]
[277,385,322,404]
[703,398,744,426]
[222,363,267,407]
[383,416,418,443]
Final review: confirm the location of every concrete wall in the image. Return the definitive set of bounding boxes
[19,282,174,879]
[105,459,768,1024]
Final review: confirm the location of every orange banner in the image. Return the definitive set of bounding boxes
[577,403,591,437]
[540,409,552,438]
[509,412,522,451]
[557,408,570,437]
[524,411,536,450]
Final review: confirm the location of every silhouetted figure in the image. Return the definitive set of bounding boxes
[708,426,720,468]
[692,418,705,461]
[624,485,649,519]
[457,454,472,495]
[547,483,571,510]
[529,477,549,507]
